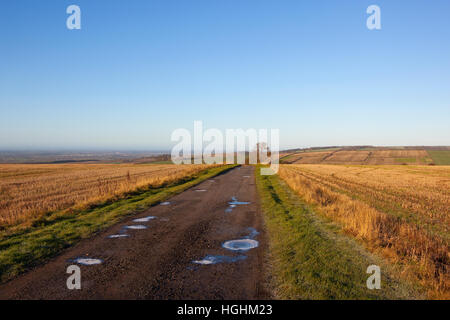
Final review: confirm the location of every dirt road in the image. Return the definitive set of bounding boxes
[0,166,270,300]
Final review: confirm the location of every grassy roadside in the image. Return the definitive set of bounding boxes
[256,168,423,299]
[0,165,235,284]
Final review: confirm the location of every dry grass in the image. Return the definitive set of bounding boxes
[278,164,450,298]
[0,163,216,228]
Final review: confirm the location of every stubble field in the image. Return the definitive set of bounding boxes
[0,163,215,228]
[278,164,449,298]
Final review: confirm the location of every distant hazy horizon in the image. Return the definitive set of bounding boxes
[1,144,449,154]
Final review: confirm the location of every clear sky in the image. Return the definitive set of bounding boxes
[1,0,449,151]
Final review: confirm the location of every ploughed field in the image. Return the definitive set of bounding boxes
[278,164,450,298]
[0,164,216,228]
[281,149,450,165]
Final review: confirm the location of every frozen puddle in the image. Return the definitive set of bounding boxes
[225,204,237,213]
[124,225,148,230]
[225,197,249,212]
[222,239,259,251]
[160,201,171,206]
[192,255,247,265]
[245,227,260,239]
[195,189,207,192]
[226,196,250,212]
[73,258,103,266]
[229,200,250,205]
[107,234,129,239]
[132,216,156,223]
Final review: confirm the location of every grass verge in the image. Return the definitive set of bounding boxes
[256,167,423,299]
[0,165,236,284]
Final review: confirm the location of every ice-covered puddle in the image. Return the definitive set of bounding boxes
[192,255,247,265]
[245,227,259,239]
[228,196,250,206]
[229,200,250,205]
[160,201,171,206]
[222,239,259,251]
[124,225,147,230]
[132,216,156,223]
[107,234,129,239]
[73,258,103,265]
[225,196,250,212]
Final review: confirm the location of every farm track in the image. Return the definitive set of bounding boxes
[0,166,270,299]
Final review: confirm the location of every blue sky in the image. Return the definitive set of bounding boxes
[0,0,449,150]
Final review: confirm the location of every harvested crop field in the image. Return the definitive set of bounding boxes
[0,164,217,228]
[278,164,450,298]
[282,151,334,164]
[366,150,432,165]
[428,150,450,165]
[325,151,371,164]
[282,149,436,165]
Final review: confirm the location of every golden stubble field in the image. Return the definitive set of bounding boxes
[0,163,215,228]
[279,164,450,298]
